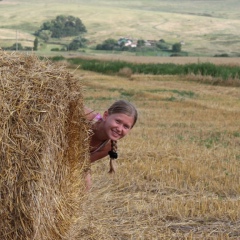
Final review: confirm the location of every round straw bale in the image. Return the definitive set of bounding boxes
[0,51,90,240]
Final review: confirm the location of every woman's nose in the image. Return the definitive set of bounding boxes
[116,124,122,132]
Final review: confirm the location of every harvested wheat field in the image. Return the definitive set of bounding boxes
[76,70,240,239]
[0,51,89,240]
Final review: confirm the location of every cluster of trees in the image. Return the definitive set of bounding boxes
[68,36,88,50]
[50,37,89,52]
[33,15,89,51]
[34,15,86,41]
[96,39,119,51]
[2,43,32,51]
[2,37,39,51]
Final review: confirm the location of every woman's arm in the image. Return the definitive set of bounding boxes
[90,149,109,163]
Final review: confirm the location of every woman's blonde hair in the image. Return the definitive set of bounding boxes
[108,100,138,173]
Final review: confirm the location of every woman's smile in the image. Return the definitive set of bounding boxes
[111,129,121,138]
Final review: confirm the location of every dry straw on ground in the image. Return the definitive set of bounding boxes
[0,51,89,239]
[78,71,240,239]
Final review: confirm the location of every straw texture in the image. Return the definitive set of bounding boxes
[0,51,89,240]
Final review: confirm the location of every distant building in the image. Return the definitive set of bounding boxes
[118,37,158,48]
[118,37,136,48]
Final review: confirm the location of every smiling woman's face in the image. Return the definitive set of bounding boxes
[103,112,134,141]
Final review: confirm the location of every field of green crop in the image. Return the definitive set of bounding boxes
[0,0,240,57]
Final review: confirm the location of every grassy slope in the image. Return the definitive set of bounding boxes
[76,69,240,239]
[0,0,240,56]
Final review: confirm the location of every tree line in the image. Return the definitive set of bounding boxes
[1,14,183,54]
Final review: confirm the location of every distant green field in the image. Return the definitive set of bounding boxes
[0,0,240,57]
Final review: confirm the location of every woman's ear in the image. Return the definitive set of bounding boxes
[103,111,109,120]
